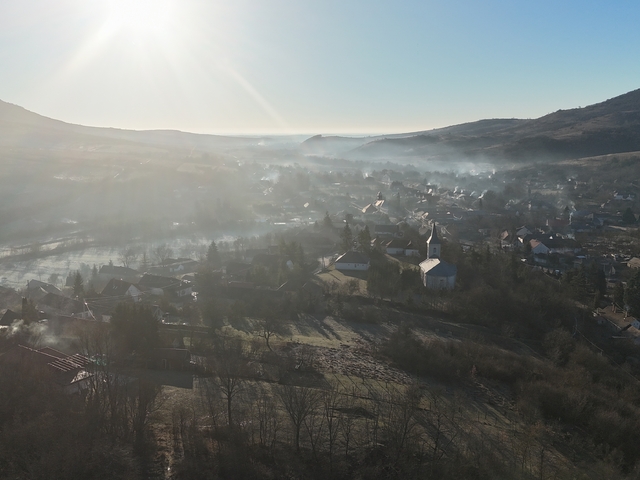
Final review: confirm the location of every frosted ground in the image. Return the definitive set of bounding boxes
[0,235,238,291]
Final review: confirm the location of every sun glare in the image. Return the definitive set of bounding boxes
[107,0,174,38]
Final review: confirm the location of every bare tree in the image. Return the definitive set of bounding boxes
[199,376,223,437]
[323,382,343,473]
[378,383,422,464]
[255,314,287,351]
[303,398,325,459]
[139,251,150,272]
[255,386,280,450]
[118,246,138,268]
[78,322,129,441]
[339,388,358,460]
[128,376,162,450]
[276,384,321,452]
[152,244,174,267]
[211,338,246,427]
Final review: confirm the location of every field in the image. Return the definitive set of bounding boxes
[139,304,613,480]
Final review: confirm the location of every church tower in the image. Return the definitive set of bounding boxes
[427,223,441,259]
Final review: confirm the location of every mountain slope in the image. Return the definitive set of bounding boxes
[343,89,640,161]
[0,100,272,154]
[3,87,640,164]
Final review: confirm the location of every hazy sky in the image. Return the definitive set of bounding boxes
[1,0,639,135]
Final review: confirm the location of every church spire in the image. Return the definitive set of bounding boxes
[427,223,441,258]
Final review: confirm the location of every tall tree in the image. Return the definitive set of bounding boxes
[255,312,287,351]
[356,225,372,253]
[622,207,636,224]
[207,240,221,268]
[613,281,625,309]
[139,251,150,272]
[367,261,401,299]
[110,303,159,356]
[73,271,85,298]
[624,270,640,316]
[210,338,246,427]
[340,223,353,252]
[323,211,333,229]
[276,385,321,452]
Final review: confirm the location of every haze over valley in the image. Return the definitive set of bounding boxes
[5,2,640,479]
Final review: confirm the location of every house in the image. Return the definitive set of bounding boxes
[225,261,252,280]
[166,259,199,274]
[98,265,140,282]
[383,238,420,256]
[370,236,387,252]
[570,210,594,224]
[529,234,580,255]
[147,258,198,276]
[405,241,420,257]
[614,192,636,201]
[37,292,91,318]
[101,279,143,302]
[385,238,408,255]
[334,251,370,271]
[419,224,457,290]
[362,204,378,215]
[0,344,92,394]
[374,224,401,238]
[547,218,570,232]
[138,274,193,299]
[0,309,20,326]
[516,225,535,239]
[26,280,63,301]
[500,230,518,250]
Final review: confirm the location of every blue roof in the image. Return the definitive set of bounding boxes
[419,258,457,277]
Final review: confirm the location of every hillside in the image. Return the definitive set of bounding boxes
[314,88,640,162]
[3,87,640,164]
[0,100,289,160]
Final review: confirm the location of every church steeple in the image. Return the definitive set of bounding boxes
[427,223,441,258]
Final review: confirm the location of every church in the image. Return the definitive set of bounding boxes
[419,224,457,289]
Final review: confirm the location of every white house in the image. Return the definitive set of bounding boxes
[405,241,420,257]
[334,251,370,271]
[529,234,580,255]
[385,238,407,255]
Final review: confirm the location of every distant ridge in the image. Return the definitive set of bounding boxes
[301,88,640,162]
[2,88,640,163]
[0,99,273,153]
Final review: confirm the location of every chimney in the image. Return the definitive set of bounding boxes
[21,297,27,320]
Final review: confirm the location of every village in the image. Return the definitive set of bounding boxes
[2,156,640,386]
[3,156,640,478]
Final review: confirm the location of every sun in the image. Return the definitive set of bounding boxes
[106,0,174,39]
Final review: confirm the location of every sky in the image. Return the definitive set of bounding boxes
[0,0,639,135]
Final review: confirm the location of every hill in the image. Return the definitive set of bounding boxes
[303,89,640,162]
[0,100,295,162]
[3,87,640,164]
